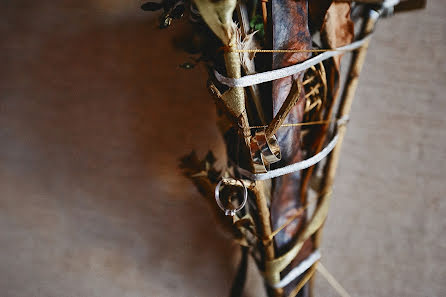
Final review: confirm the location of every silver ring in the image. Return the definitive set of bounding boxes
[214,179,248,216]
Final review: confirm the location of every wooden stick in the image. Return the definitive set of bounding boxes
[321,10,378,190]
[309,10,379,297]
[265,80,301,139]
[237,1,267,124]
[261,0,268,30]
[252,181,284,297]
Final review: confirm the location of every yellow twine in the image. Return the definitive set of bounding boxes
[249,118,336,130]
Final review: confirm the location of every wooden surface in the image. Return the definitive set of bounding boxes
[0,1,445,296]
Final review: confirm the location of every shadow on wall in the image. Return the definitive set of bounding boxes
[0,1,240,296]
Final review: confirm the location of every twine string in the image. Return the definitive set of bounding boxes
[215,34,370,88]
[248,118,337,130]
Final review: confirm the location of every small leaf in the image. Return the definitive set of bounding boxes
[250,15,264,39]
[141,2,163,11]
[170,4,185,19]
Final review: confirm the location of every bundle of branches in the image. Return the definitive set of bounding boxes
[142,0,425,296]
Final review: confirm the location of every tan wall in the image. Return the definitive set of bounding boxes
[0,1,445,296]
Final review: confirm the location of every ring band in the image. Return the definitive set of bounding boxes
[214,179,248,216]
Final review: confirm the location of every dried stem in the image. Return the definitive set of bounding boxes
[252,180,283,297]
[237,2,267,124]
[320,10,377,192]
[309,10,379,296]
[265,80,301,139]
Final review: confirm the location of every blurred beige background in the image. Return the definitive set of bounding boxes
[0,1,445,296]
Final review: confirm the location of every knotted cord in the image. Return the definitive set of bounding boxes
[248,118,338,130]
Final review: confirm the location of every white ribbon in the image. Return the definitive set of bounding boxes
[214,35,371,88]
[237,116,349,180]
[270,249,321,289]
[238,130,338,180]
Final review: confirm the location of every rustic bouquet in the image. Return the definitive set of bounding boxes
[141,0,424,296]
